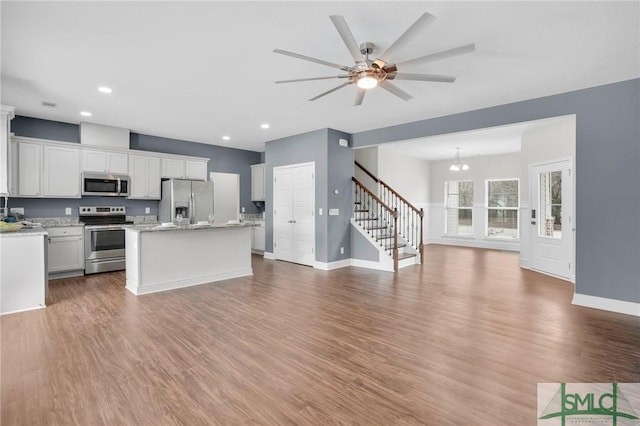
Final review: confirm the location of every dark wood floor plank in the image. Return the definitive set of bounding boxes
[1,245,639,425]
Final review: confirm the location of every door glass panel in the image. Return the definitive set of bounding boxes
[538,170,562,239]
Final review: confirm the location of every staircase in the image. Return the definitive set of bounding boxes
[352,162,424,272]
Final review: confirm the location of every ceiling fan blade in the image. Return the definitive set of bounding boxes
[273,49,351,71]
[374,12,436,67]
[354,88,366,106]
[379,80,413,101]
[397,43,476,68]
[308,82,352,101]
[330,15,365,63]
[387,73,456,83]
[275,75,349,84]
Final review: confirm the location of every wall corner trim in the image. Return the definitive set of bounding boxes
[572,293,640,317]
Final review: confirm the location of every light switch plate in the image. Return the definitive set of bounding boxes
[145,207,151,214]
[241,207,245,213]
[329,208,339,216]
[318,208,323,216]
[65,207,72,215]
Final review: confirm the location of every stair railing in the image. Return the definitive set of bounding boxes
[352,177,399,271]
[354,161,424,264]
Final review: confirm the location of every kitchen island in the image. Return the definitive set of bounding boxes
[124,223,253,295]
[0,226,48,315]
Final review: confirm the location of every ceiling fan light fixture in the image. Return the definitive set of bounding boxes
[357,74,378,89]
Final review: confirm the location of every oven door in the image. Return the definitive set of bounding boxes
[85,225,125,260]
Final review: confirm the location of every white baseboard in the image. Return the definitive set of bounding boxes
[572,293,640,317]
[427,238,520,252]
[314,259,352,270]
[263,251,276,260]
[126,268,253,296]
[1,305,46,316]
[350,258,394,272]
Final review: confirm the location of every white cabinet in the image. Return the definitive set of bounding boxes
[185,160,207,180]
[251,222,265,252]
[43,145,81,197]
[161,158,185,179]
[82,149,128,174]
[129,154,161,199]
[251,163,265,201]
[162,158,207,180]
[0,105,15,196]
[47,226,84,276]
[17,141,42,196]
[13,139,80,198]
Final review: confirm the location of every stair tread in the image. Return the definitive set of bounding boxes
[384,243,407,250]
[397,252,417,260]
[376,235,395,240]
[365,225,387,230]
[355,217,379,221]
[354,209,369,213]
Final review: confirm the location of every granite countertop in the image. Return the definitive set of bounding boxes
[0,225,48,238]
[27,218,83,228]
[124,223,253,233]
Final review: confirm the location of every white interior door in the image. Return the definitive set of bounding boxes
[273,163,315,266]
[530,159,574,280]
[273,167,294,262]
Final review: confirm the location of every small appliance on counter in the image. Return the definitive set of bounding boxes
[79,206,132,274]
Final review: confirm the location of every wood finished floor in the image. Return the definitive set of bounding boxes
[1,245,639,425]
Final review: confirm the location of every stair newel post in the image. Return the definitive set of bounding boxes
[393,207,399,272]
[419,207,424,264]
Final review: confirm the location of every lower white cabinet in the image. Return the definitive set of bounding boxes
[251,221,265,252]
[47,226,84,277]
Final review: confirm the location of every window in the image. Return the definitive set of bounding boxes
[486,179,519,239]
[445,181,473,235]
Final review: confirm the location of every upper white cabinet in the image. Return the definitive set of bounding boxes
[162,158,207,180]
[251,163,265,201]
[82,149,128,174]
[12,137,81,198]
[43,145,81,197]
[185,160,207,180]
[17,141,42,196]
[0,105,15,196]
[129,154,161,199]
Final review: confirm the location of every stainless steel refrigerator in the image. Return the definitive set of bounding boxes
[159,179,214,224]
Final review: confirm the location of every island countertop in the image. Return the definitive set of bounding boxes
[124,223,254,233]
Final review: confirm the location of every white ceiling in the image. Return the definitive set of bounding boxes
[1,1,638,153]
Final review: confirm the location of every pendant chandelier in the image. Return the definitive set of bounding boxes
[449,147,469,171]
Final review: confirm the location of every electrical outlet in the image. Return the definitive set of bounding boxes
[145,207,150,214]
[65,207,72,215]
[340,246,344,254]
[318,208,323,216]
[10,207,24,215]
[241,207,245,213]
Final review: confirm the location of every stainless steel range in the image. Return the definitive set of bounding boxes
[79,206,132,274]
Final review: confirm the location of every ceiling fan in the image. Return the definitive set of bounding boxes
[273,13,475,106]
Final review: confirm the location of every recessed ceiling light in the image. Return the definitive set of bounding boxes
[80,111,92,117]
[98,86,112,94]
[260,123,270,129]
[222,135,230,141]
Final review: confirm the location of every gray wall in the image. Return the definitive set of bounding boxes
[264,128,353,264]
[9,116,262,217]
[353,78,640,304]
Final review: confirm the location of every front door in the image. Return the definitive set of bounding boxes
[530,159,574,280]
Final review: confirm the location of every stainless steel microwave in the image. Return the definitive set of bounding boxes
[81,172,130,197]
